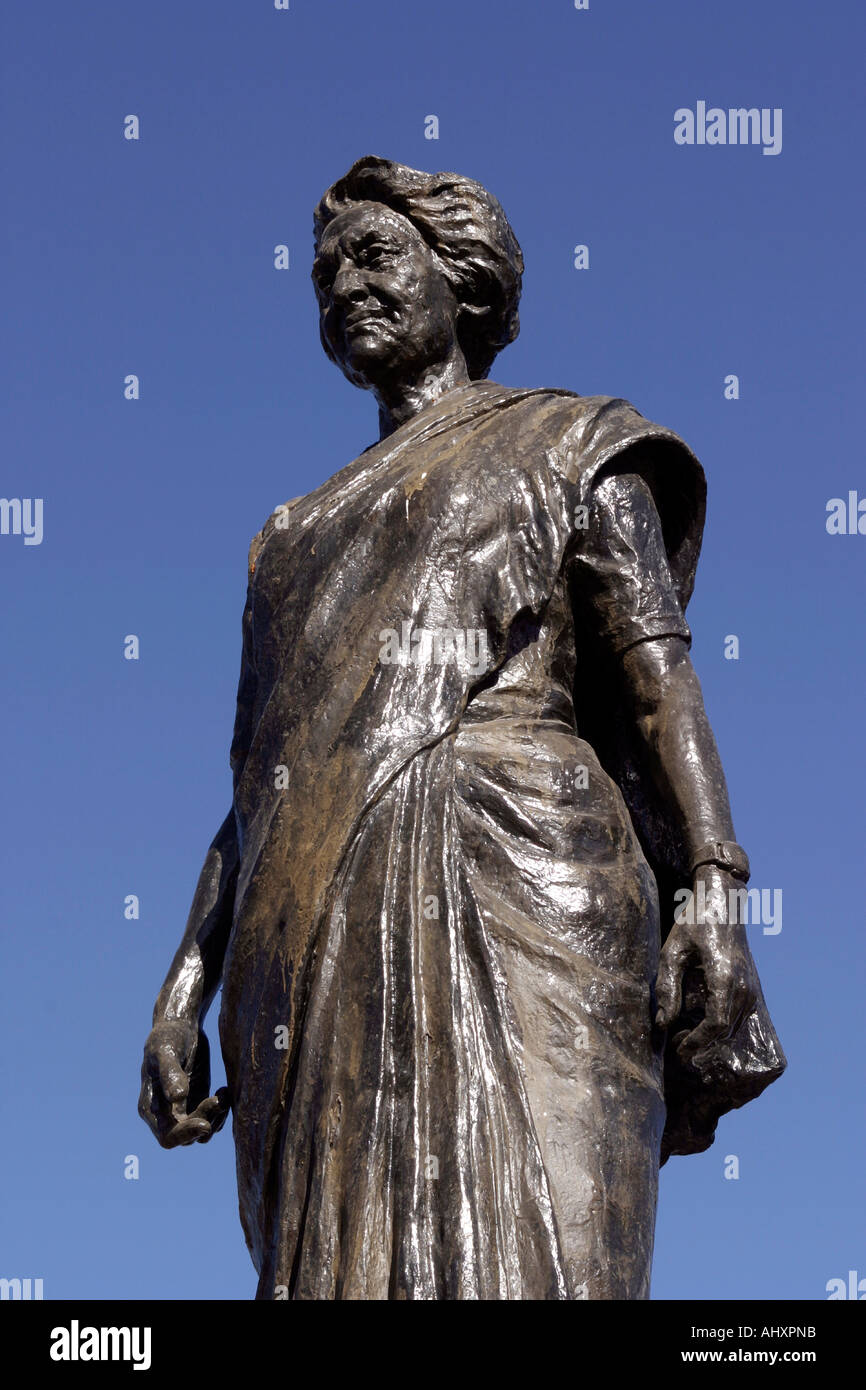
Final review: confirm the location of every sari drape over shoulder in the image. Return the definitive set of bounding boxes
[217,379,785,1299]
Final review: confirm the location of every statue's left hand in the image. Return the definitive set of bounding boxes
[655,864,760,1069]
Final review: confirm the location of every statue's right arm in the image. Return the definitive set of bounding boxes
[151,808,238,1028]
[137,812,238,1148]
[139,534,263,1148]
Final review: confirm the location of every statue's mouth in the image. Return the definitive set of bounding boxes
[345,310,387,331]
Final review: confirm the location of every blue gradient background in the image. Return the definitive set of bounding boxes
[2,0,863,1300]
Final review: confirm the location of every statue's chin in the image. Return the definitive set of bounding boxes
[340,348,406,393]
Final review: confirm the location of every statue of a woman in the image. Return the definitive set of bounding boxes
[139,156,785,1300]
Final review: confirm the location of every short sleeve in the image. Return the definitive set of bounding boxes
[569,472,691,654]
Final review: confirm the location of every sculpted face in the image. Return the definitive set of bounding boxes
[312,201,463,391]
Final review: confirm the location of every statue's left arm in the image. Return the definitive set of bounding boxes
[620,633,760,1063]
[572,471,760,1067]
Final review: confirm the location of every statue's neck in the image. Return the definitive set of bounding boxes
[375,354,471,440]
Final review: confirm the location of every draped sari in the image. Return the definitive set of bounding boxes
[216,379,785,1299]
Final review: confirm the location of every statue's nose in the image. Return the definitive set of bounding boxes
[332,265,368,308]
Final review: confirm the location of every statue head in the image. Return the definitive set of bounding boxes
[312,155,523,392]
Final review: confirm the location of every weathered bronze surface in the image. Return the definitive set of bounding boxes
[139,156,785,1300]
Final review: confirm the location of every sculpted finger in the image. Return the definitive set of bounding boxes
[655,939,687,1027]
[138,1078,184,1148]
[137,1077,158,1133]
[192,1088,230,1138]
[158,1045,191,1105]
[163,1107,215,1148]
[732,967,759,1020]
[705,960,757,1037]
[676,1013,728,1065]
[727,980,758,1039]
[161,1124,207,1149]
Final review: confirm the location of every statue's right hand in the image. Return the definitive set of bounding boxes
[138,1019,229,1149]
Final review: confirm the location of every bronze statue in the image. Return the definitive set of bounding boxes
[139,156,785,1299]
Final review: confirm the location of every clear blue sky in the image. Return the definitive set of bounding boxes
[2,0,863,1300]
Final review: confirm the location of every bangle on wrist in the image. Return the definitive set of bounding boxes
[688,839,750,883]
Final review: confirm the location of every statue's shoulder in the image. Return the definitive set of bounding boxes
[247,497,306,577]
[497,382,648,437]
[497,386,659,482]
[515,387,699,485]
[247,530,265,579]
[538,388,649,431]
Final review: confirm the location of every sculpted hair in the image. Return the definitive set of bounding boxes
[313,154,524,380]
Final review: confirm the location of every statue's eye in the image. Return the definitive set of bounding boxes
[360,243,391,267]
